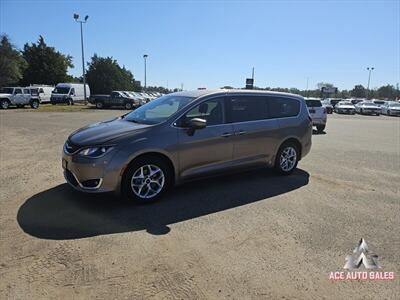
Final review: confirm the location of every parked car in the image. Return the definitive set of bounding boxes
[89,91,140,109]
[349,98,365,105]
[124,91,147,106]
[355,101,381,115]
[334,101,356,114]
[381,102,400,116]
[28,85,54,103]
[0,87,40,109]
[372,99,386,108]
[325,98,342,108]
[62,90,312,203]
[50,83,90,105]
[321,99,333,114]
[305,98,327,132]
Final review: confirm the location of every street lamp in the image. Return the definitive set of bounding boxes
[143,54,148,90]
[367,67,374,99]
[74,13,89,102]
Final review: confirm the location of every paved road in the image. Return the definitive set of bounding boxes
[1,109,399,299]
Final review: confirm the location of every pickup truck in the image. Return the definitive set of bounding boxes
[89,91,140,110]
[0,87,40,109]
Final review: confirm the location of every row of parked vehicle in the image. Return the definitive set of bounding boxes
[88,91,163,110]
[0,82,164,109]
[304,97,400,133]
[320,98,399,116]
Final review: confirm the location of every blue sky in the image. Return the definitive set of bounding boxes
[1,0,399,90]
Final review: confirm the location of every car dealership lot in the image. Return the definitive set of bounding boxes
[0,110,399,299]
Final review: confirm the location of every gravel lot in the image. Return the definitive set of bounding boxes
[0,109,399,299]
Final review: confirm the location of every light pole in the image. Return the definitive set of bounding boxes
[143,54,148,90]
[367,67,374,99]
[74,13,89,101]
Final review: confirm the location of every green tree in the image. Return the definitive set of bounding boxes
[0,35,27,86]
[21,36,73,85]
[350,85,366,98]
[377,84,397,99]
[85,54,140,94]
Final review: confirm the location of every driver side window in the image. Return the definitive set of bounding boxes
[180,98,224,127]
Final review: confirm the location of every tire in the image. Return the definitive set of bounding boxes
[122,156,173,203]
[30,99,39,109]
[274,142,299,176]
[95,101,104,109]
[124,102,133,110]
[316,125,325,132]
[387,110,391,116]
[0,99,10,109]
[360,109,363,114]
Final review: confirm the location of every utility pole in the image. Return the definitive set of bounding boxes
[143,54,148,90]
[367,67,374,99]
[73,13,89,101]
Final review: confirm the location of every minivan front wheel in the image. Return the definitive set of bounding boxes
[275,143,299,175]
[123,156,172,203]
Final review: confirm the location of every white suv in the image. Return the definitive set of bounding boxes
[0,87,40,109]
[305,98,327,132]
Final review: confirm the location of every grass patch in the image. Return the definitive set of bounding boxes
[35,103,93,112]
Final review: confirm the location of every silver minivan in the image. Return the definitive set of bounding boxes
[62,90,312,202]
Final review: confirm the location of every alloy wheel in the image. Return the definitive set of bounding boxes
[279,146,297,172]
[130,164,165,199]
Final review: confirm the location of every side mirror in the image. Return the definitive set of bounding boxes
[186,118,207,136]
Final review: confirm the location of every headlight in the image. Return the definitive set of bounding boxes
[78,146,114,158]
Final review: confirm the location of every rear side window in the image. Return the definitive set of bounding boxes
[226,96,268,123]
[269,97,300,118]
[305,100,322,107]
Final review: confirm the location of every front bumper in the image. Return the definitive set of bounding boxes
[336,108,355,114]
[62,150,121,193]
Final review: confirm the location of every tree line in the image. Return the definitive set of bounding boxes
[1,34,399,99]
[0,35,165,94]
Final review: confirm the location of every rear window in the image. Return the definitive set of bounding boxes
[305,100,322,107]
[269,97,300,118]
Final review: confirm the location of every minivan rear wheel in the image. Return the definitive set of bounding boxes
[122,156,172,203]
[274,142,299,175]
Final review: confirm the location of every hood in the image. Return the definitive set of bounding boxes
[338,105,355,109]
[69,117,152,146]
[0,93,12,97]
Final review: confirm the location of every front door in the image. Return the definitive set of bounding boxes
[176,97,234,178]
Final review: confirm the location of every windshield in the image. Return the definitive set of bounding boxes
[305,100,322,107]
[0,87,14,94]
[389,103,400,107]
[53,87,70,94]
[362,102,378,107]
[124,95,194,124]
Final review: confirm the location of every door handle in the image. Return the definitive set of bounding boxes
[221,132,233,138]
[236,130,247,136]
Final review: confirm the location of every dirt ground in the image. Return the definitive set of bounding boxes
[0,108,399,299]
